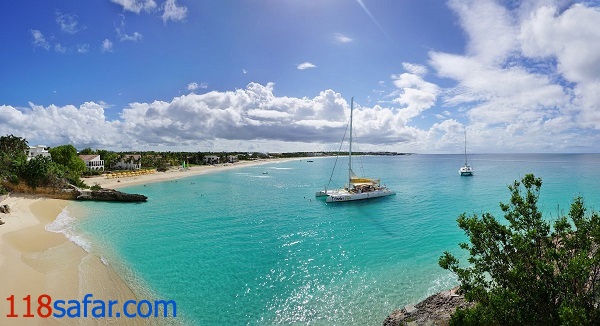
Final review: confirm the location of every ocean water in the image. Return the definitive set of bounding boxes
[56,154,600,325]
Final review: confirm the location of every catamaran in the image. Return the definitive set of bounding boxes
[315,97,395,203]
[459,130,473,176]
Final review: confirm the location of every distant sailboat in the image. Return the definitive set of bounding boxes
[316,97,395,202]
[459,130,473,176]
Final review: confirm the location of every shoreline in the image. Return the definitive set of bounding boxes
[0,157,312,324]
[84,157,314,190]
[0,195,145,325]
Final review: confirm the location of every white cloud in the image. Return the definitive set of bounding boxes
[102,39,114,52]
[162,0,188,23]
[187,82,199,91]
[116,15,143,42]
[0,83,428,151]
[111,0,157,14]
[297,62,317,70]
[55,11,84,34]
[77,44,89,53]
[334,33,352,43]
[419,1,600,152]
[402,63,427,76]
[447,0,518,65]
[31,30,49,50]
[54,43,67,53]
[187,82,208,91]
[121,31,143,42]
[389,72,440,122]
[242,69,248,74]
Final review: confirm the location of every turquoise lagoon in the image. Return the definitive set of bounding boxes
[58,154,600,324]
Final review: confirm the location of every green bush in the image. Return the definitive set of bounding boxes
[440,174,600,325]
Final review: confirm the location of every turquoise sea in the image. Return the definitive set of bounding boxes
[54,154,600,325]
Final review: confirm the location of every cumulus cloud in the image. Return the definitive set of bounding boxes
[31,30,50,50]
[111,0,157,14]
[297,62,317,70]
[162,0,187,23]
[423,0,600,152]
[0,83,429,151]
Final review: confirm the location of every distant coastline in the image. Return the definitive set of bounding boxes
[84,156,312,190]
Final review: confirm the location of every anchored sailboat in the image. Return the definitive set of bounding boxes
[315,97,395,203]
[459,130,473,176]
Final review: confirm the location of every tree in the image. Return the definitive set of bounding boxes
[18,156,64,189]
[0,134,29,159]
[439,174,600,325]
[79,147,95,155]
[97,149,118,169]
[0,134,28,172]
[48,145,86,175]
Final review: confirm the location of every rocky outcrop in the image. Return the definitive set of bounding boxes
[0,204,10,214]
[383,287,474,326]
[1,181,147,202]
[75,188,147,202]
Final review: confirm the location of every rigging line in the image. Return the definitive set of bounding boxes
[327,118,350,189]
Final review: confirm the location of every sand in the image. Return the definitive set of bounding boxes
[0,157,312,324]
[83,157,308,189]
[0,195,148,325]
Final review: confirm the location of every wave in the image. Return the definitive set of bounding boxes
[45,207,93,254]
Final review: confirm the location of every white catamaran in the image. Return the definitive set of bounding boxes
[315,97,395,203]
[459,130,473,176]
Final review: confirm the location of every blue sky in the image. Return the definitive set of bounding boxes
[1,0,600,153]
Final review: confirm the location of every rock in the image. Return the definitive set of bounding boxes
[76,188,147,202]
[0,204,9,214]
[383,287,475,326]
[0,218,4,225]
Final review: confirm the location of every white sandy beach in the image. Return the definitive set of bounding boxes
[0,157,311,324]
[83,157,309,189]
[0,196,143,325]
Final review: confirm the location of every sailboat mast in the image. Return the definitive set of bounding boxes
[348,97,353,185]
[464,129,468,165]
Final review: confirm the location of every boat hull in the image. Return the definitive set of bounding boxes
[459,165,473,176]
[324,189,395,202]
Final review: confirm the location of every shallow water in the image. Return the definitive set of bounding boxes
[60,154,600,324]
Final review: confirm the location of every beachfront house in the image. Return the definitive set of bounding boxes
[27,145,51,161]
[203,155,220,165]
[79,155,104,171]
[114,154,141,170]
[227,155,239,163]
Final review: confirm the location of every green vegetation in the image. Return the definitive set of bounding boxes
[0,135,87,191]
[440,174,600,325]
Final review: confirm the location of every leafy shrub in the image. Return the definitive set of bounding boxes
[440,174,600,325]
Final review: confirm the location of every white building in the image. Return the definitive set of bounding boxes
[27,145,51,161]
[203,155,220,165]
[79,155,104,171]
[227,155,239,163]
[114,154,141,170]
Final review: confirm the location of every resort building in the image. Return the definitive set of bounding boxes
[114,154,142,170]
[203,155,220,165]
[27,145,51,161]
[79,155,104,171]
[227,155,239,163]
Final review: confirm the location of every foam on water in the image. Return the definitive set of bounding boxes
[45,207,93,253]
